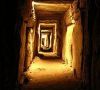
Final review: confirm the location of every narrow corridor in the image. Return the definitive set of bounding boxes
[18,1,83,90]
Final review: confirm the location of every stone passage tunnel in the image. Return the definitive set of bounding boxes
[17,0,85,90]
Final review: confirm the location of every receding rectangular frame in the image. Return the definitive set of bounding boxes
[38,22,58,57]
[40,29,53,51]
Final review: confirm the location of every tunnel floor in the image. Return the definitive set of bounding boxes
[21,56,82,90]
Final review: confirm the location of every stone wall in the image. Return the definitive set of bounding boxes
[18,0,33,84]
[62,1,83,79]
[72,17,83,79]
[25,28,33,69]
[72,2,83,79]
[62,14,67,61]
[18,21,26,84]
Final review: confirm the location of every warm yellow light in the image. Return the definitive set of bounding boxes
[71,16,75,24]
[64,24,75,67]
[32,1,70,6]
[24,57,74,84]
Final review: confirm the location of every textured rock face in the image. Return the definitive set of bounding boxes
[26,28,33,68]
[18,0,34,84]
[62,24,75,67]
[62,1,83,79]
[72,20,83,79]
[18,21,27,84]
[72,3,83,79]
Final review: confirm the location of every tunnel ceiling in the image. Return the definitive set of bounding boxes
[34,2,71,19]
[34,3,70,12]
[33,0,74,3]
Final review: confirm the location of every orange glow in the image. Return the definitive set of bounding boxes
[24,57,73,84]
[32,1,70,8]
